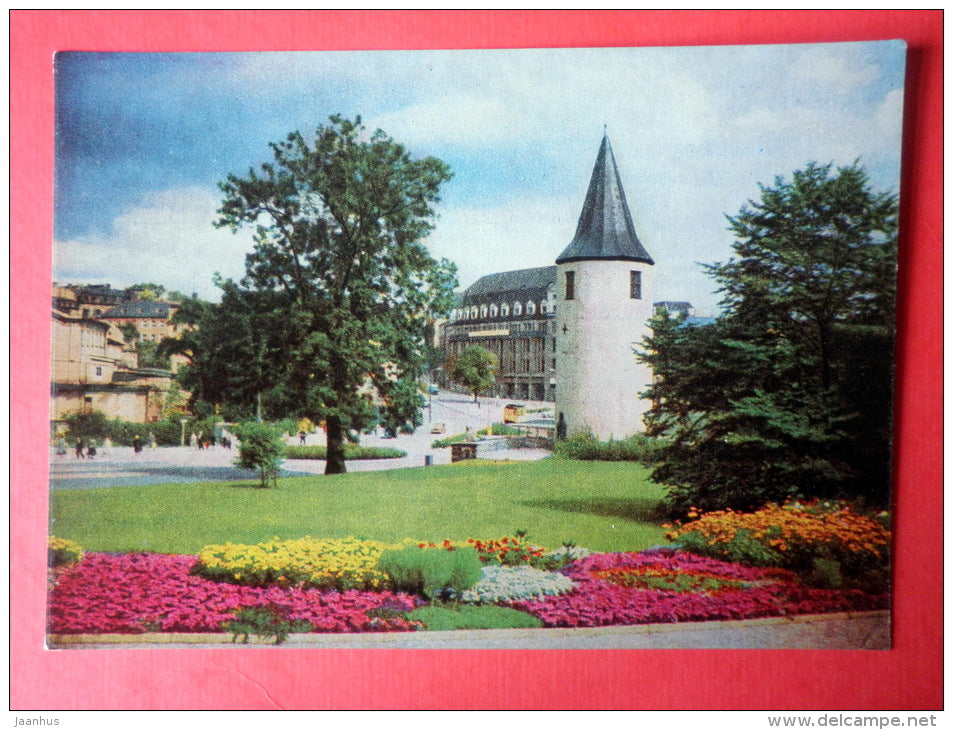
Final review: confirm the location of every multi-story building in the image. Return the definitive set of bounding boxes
[98,299,182,342]
[441,266,558,402]
[52,283,133,319]
[50,309,173,426]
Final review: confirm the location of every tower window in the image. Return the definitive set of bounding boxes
[565,271,575,300]
[630,270,642,299]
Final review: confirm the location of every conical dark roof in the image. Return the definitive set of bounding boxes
[556,135,654,265]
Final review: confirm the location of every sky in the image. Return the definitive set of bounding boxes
[53,42,906,314]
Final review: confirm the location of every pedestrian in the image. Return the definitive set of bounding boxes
[299,430,306,445]
[148,432,157,449]
[74,439,84,459]
[190,432,198,449]
[133,434,143,453]
[86,443,97,458]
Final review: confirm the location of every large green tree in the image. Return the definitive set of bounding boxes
[445,345,498,405]
[214,115,457,474]
[640,162,898,516]
[172,280,275,422]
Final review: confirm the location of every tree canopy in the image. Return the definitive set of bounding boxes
[445,346,499,405]
[212,115,457,474]
[640,162,898,516]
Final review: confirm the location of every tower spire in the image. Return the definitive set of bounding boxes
[555,135,653,265]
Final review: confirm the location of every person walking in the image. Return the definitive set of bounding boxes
[133,434,143,454]
[74,439,85,459]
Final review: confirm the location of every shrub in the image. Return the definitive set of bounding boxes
[49,537,84,567]
[234,422,286,488]
[431,433,469,448]
[460,565,576,604]
[194,536,401,591]
[553,430,664,462]
[539,543,593,570]
[222,605,314,645]
[376,546,483,600]
[407,604,542,631]
[476,423,523,436]
[63,411,110,445]
[666,500,890,590]
[284,445,406,460]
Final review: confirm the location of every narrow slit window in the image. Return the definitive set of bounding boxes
[565,271,575,300]
[630,270,642,299]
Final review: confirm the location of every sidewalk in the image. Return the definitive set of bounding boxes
[48,610,890,650]
[49,394,554,490]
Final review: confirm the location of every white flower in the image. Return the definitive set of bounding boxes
[461,565,575,604]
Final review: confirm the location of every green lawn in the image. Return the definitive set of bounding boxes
[49,459,669,555]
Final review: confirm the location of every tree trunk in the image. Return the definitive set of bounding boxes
[324,414,347,475]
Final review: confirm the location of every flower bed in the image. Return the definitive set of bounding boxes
[47,545,888,637]
[194,536,406,590]
[48,552,420,634]
[665,501,890,589]
[509,549,887,628]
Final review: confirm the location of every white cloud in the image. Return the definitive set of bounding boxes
[425,196,580,288]
[368,94,521,148]
[787,45,880,94]
[56,43,905,317]
[53,187,254,301]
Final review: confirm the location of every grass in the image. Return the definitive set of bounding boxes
[49,459,669,555]
[407,604,543,631]
[284,444,406,460]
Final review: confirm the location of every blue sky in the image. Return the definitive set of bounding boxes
[53,42,906,313]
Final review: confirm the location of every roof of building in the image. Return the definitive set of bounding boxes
[655,300,694,310]
[462,266,556,305]
[556,135,654,266]
[680,316,718,328]
[100,300,174,319]
[52,309,111,329]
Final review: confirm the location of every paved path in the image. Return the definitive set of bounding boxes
[48,610,890,650]
[50,394,554,490]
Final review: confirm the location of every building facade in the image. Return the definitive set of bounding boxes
[50,309,174,426]
[441,266,558,401]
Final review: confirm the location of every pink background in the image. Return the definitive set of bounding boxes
[11,10,942,710]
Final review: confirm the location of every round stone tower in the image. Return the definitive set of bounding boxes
[554,134,655,440]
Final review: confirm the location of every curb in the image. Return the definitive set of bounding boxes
[47,610,890,650]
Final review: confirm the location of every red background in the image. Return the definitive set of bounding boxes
[10,10,943,710]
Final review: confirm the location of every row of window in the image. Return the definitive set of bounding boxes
[563,270,642,300]
[453,299,553,321]
[450,320,556,335]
